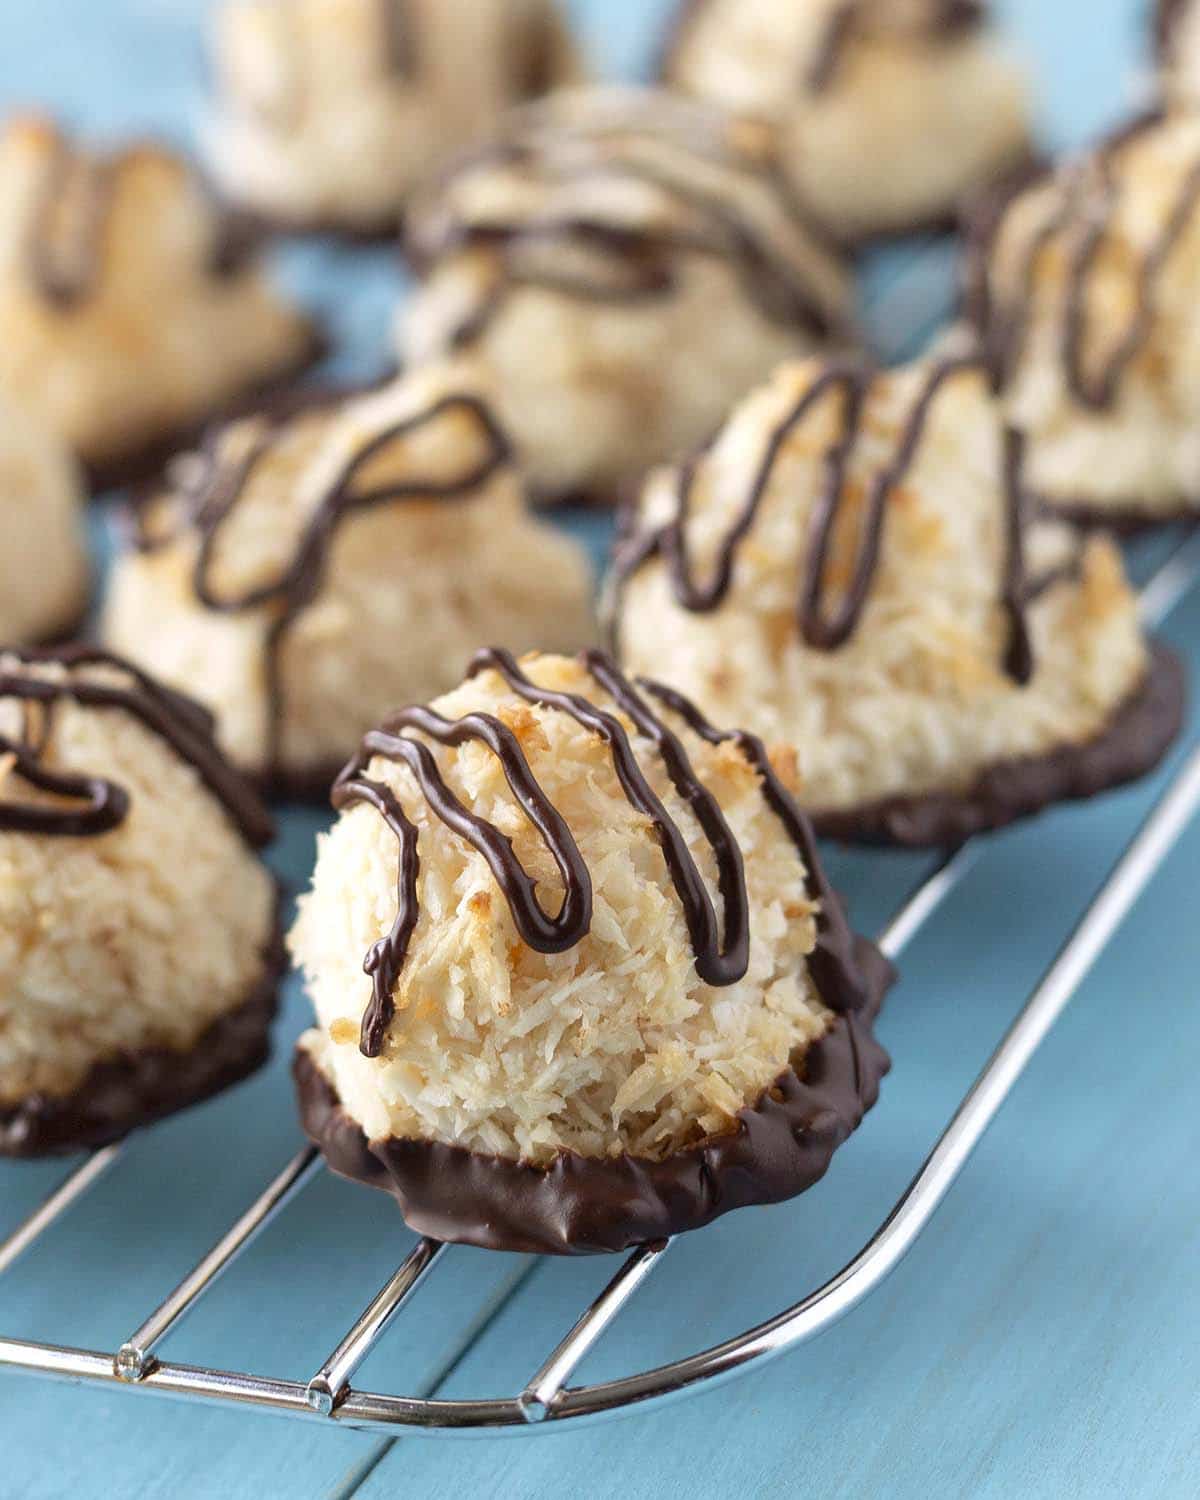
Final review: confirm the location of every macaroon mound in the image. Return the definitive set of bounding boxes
[399,85,854,505]
[103,362,595,798]
[965,111,1200,528]
[0,115,322,488]
[290,648,891,1254]
[660,0,1032,243]
[0,647,281,1156]
[0,394,89,645]
[207,0,581,236]
[610,357,1183,846]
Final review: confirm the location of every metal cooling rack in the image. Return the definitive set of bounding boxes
[2,242,1200,1436]
[1,527,1196,1437]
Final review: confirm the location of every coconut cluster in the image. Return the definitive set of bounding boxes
[0,116,318,480]
[612,358,1150,820]
[967,112,1200,524]
[208,0,580,233]
[662,0,1031,242]
[0,394,88,645]
[290,651,842,1166]
[104,362,596,790]
[0,651,278,1116]
[400,86,853,502]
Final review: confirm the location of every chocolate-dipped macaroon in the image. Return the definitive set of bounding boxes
[0,647,282,1157]
[965,111,1200,529]
[290,649,891,1254]
[0,394,89,646]
[660,0,1032,244]
[0,115,322,491]
[610,357,1183,847]
[398,86,854,506]
[207,0,581,238]
[104,362,595,798]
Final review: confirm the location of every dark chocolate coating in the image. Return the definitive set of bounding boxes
[1,919,284,1158]
[812,642,1186,847]
[1034,499,1200,535]
[0,644,274,848]
[611,357,1064,688]
[293,934,892,1255]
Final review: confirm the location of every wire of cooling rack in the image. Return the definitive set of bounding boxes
[1,528,1198,1438]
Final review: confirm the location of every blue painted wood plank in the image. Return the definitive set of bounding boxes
[4,2,1198,1499]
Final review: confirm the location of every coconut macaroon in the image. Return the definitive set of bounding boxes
[964,112,1200,528]
[0,116,322,489]
[290,649,891,1254]
[207,0,580,236]
[104,364,595,797]
[1157,0,1200,107]
[659,0,1032,244]
[399,86,854,505]
[0,394,89,645]
[0,647,281,1157]
[609,358,1183,847]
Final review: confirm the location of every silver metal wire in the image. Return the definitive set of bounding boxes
[1,533,1197,1438]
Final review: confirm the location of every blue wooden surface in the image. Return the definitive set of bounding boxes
[1,2,1198,1497]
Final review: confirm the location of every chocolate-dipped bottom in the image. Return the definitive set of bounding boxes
[812,642,1186,848]
[295,934,892,1255]
[1,922,284,1158]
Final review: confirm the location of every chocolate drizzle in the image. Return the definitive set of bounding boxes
[137,390,512,785]
[407,98,849,350]
[967,112,1200,412]
[332,648,875,1061]
[1157,0,1191,59]
[633,674,874,1016]
[376,0,418,79]
[0,645,273,847]
[662,0,986,95]
[23,129,260,311]
[27,137,115,307]
[612,358,1050,687]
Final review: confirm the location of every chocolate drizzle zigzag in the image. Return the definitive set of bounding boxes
[966,111,1200,411]
[332,647,876,1062]
[25,130,260,310]
[613,358,1070,685]
[0,645,274,847]
[409,101,848,349]
[138,390,512,785]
